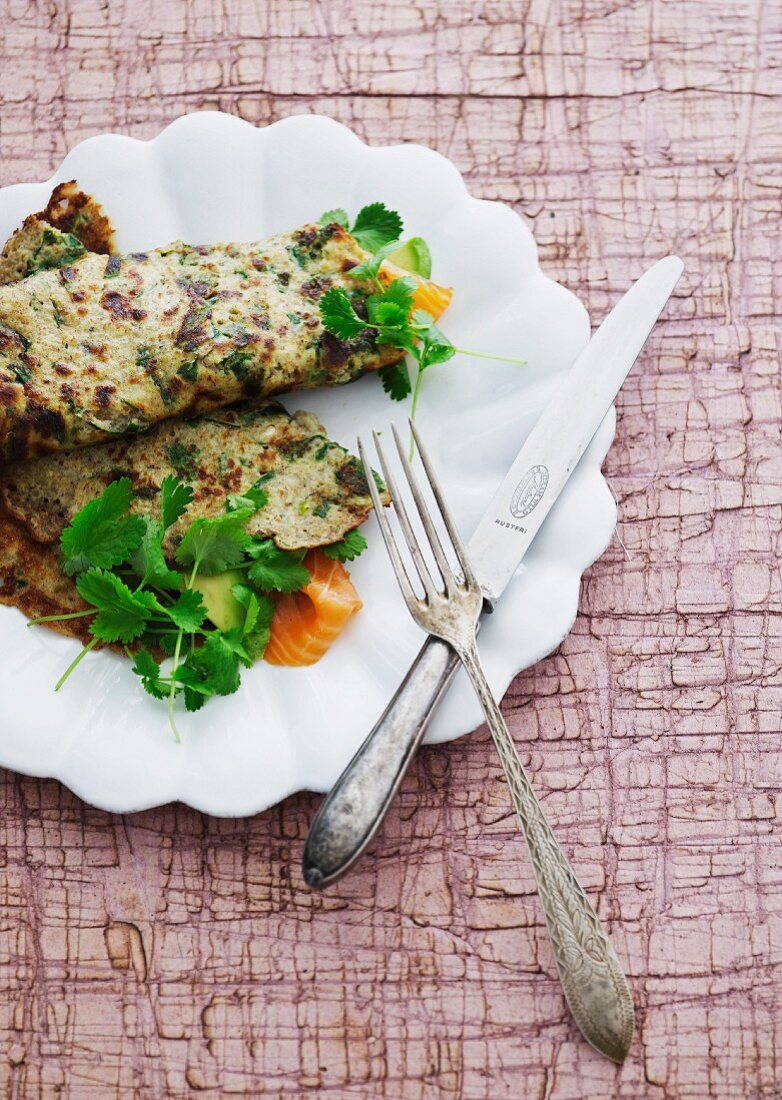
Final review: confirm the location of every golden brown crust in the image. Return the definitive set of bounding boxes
[0,181,115,286]
[40,180,115,255]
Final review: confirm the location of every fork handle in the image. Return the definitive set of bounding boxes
[303,635,460,887]
[456,640,634,1063]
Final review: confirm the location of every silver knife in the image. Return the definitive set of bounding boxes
[303,256,684,887]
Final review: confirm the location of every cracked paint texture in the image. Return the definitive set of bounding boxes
[0,0,780,1096]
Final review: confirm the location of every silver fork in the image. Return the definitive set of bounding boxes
[357,421,634,1064]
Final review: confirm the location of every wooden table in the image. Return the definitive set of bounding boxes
[1,2,779,1096]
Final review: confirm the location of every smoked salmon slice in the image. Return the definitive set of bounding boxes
[264,549,363,666]
[378,260,454,322]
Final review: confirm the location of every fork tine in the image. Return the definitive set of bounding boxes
[357,437,417,609]
[371,432,438,601]
[391,423,457,592]
[408,419,480,590]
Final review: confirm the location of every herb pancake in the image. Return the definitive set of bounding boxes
[0,401,381,554]
[0,221,403,462]
[0,189,385,642]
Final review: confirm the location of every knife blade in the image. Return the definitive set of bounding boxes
[303,255,683,888]
[469,255,683,601]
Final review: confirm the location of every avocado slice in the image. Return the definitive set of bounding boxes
[385,237,432,279]
[191,569,245,632]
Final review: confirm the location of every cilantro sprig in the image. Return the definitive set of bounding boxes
[320,282,456,427]
[60,478,146,575]
[317,204,526,443]
[29,474,367,741]
[319,202,403,253]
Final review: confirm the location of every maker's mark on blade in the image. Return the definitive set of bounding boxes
[510,464,549,519]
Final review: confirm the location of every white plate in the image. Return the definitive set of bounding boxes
[0,112,616,815]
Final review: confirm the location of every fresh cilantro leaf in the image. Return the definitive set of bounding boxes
[232,585,275,660]
[231,583,261,635]
[319,288,368,341]
[368,301,409,329]
[131,649,168,700]
[347,239,401,285]
[160,475,193,529]
[220,627,253,670]
[247,539,311,593]
[322,529,368,562]
[378,324,417,353]
[350,202,404,253]
[319,208,349,228]
[76,568,163,643]
[174,631,242,697]
[129,518,183,591]
[418,322,456,368]
[60,478,145,576]
[408,308,455,368]
[379,361,412,400]
[366,281,418,350]
[167,589,207,633]
[226,485,268,512]
[182,686,207,712]
[175,509,254,576]
[318,203,403,251]
[321,279,418,352]
[374,276,416,314]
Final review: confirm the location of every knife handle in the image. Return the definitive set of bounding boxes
[302,635,460,887]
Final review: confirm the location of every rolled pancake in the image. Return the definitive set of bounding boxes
[0,188,385,641]
[0,222,402,462]
[1,401,381,553]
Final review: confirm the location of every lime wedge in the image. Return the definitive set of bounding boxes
[385,237,432,279]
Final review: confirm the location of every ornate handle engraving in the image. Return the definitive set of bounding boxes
[458,643,635,1063]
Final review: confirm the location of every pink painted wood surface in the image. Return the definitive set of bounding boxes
[0,1,780,1095]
